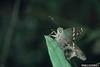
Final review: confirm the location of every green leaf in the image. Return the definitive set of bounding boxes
[44,35,72,67]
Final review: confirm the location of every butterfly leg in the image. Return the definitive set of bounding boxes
[49,31,56,35]
[49,31,57,37]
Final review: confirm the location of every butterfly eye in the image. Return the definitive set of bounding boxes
[59,30,62,33]
[81,28,83,32]
[59,30,61,33]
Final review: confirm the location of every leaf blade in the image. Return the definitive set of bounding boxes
[44,35,72,67]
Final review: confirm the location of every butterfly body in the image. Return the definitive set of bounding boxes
[49,27,86,61]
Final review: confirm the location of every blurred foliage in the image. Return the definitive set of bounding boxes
[0,0,100,67]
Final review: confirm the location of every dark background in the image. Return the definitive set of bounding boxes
[0,0,100,67]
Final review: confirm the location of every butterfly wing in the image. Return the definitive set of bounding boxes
[63,27,86,60]
[73,27,84,41]
[64,27,84,45]
[63,27,73,44]
[74,44,86,61]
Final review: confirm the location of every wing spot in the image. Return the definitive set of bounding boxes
[73,33,75,37]
[73,27,75,33]
[81,28,83,32]
[73,37,75,40]
[76,32,79,36]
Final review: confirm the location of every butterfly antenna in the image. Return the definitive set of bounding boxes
[48,16,59,27]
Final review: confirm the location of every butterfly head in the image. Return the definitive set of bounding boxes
[57,27,64,33]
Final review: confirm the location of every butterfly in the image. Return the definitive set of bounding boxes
[49,27,86,61]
